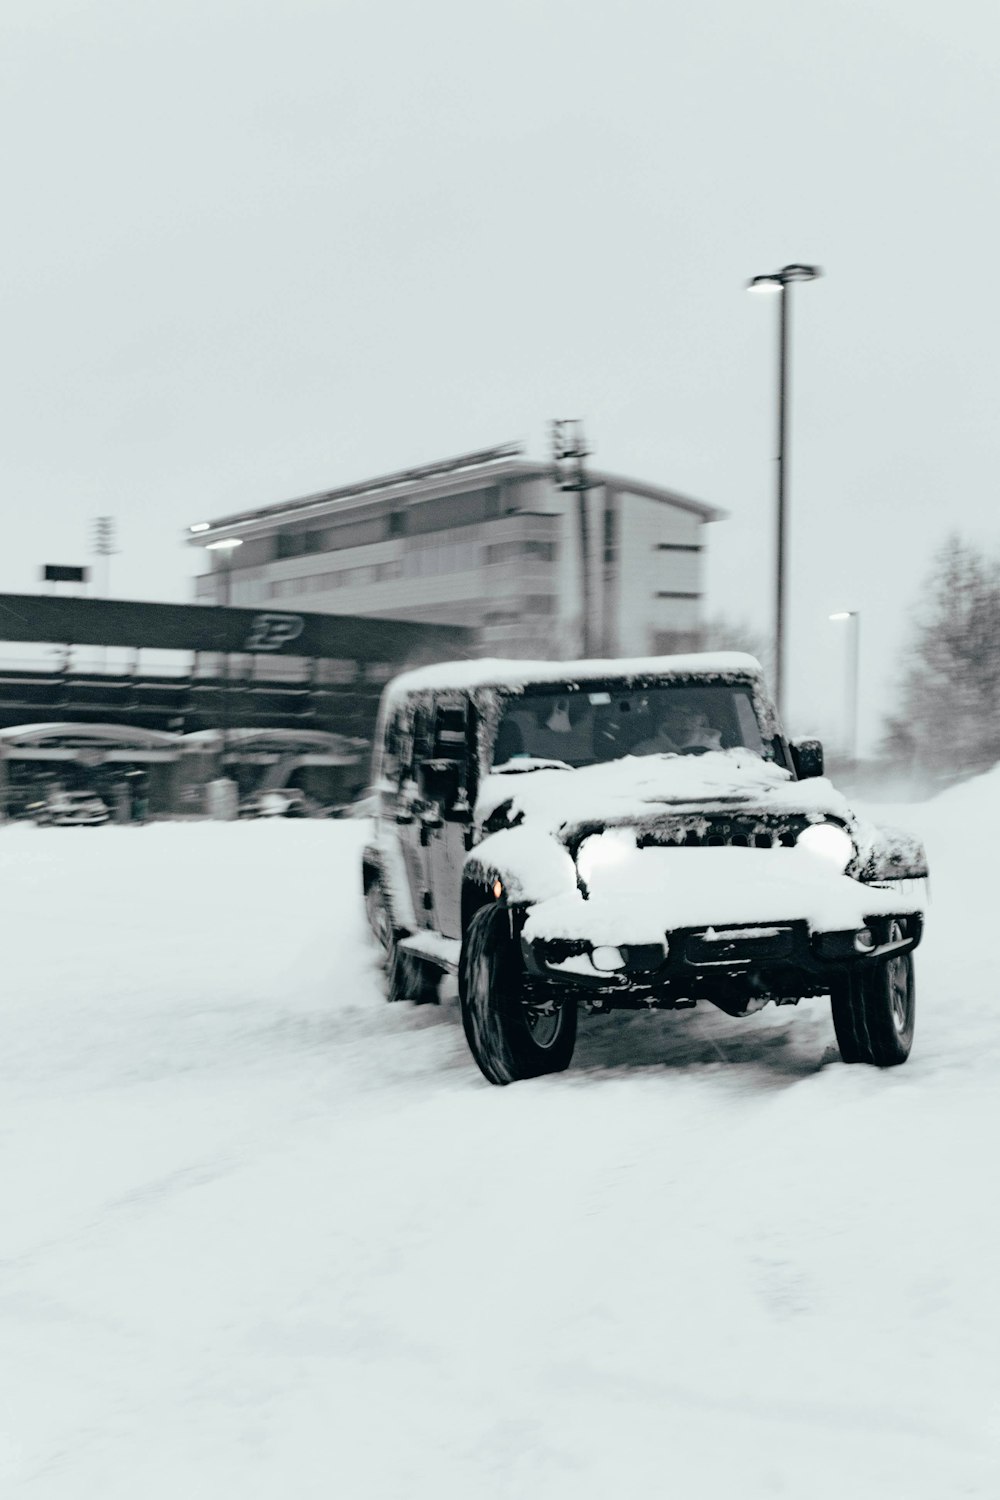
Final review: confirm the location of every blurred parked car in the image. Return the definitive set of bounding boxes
[239,789,314,819]
[37,791,110,827]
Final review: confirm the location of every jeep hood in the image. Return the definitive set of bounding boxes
[476,749,850,832]
[467,752,928,922]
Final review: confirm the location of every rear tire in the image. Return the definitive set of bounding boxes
[365,875,396,969]
[831,928,915,1067]
[365,875,439,1004]
[459,902,577,1084]
[388,946,440,1005]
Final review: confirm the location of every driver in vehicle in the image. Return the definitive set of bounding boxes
[631,702,722,756]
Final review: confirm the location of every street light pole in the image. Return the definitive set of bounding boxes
[830,611,861,763]
[748,263,822,722]
[205,537,243,799]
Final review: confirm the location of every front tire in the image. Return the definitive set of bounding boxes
[831,928,915,1067]
[459,903,577,1084]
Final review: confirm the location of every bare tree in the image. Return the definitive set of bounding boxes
[883,535,1000,777]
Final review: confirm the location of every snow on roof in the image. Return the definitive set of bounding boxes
[385,652,765,701]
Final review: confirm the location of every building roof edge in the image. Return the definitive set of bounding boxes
[186,451,726,541]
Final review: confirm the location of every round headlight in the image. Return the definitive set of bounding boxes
[795,821,854,872]
[576,829,636,887]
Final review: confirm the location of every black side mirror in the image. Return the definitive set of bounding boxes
[790,738,824,780]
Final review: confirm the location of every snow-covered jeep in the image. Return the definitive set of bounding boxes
[361,654,927,1085]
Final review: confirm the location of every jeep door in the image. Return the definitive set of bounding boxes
[418,698,473,940]
[390,701,434,929]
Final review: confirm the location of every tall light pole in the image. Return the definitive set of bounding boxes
[830,610,861,763]
[748,263,822,721]
[205,537,243,793]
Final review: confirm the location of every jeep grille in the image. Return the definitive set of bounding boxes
[635,813,815,850]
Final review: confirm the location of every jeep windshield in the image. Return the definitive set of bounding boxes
[491,682,771,770]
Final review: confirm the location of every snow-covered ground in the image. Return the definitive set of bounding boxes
[3,779,999,1498]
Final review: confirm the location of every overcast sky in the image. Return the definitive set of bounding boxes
[3,0,999,749]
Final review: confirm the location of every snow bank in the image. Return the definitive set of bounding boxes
[0,816,995,1498]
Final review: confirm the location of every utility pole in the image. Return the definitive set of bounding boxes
[552,419,594,657]
[91,516,118,597]
[205,537,243,816]
[829,610,861,764]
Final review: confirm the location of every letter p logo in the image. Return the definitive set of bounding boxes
[243,613,305,652]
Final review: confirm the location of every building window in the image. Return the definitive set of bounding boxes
[270,578,305,599]
[603,505,618,567]
[484,540,557,565]
[655,591,701,600]
[400,538,481,578]
[312,563,387,591]
[276,532,308,559]
[655,542,703,553]
[406,487,501,537]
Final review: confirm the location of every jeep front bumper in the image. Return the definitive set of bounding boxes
[521,911,923,1005]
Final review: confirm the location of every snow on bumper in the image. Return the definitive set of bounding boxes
[521,845,926,950]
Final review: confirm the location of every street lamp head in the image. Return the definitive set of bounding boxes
[748,264,823,292]
[747,274,784,294]
[780,264,822,283]
[189,522,211,534]
[205,537,243,551]
[829,610,858,621]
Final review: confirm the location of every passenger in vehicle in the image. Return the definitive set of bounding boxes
[494,695,595,766]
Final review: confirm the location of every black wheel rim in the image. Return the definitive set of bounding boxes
[887,956,911,1033]
[525,1004,562,1049]
[886,922,911,1034]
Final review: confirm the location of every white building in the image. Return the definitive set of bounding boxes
[189,444,723,659]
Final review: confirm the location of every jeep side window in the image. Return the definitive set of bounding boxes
[733,692,766,757]
[432,704,467,759]
[417,701,470,811]
[382,706,409,785]
[409,705,432,783]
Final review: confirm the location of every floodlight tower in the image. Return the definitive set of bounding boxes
[91,515,118,596]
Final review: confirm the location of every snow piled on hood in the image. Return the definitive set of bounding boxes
[477,749,849,831]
